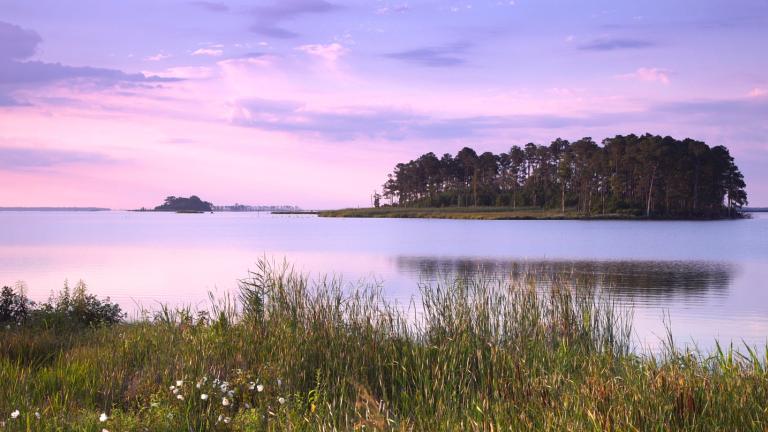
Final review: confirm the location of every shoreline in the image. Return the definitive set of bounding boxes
[318,207,745,221]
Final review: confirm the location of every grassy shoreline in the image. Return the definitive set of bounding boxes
[318,207,741,221]
[2,261,767,430]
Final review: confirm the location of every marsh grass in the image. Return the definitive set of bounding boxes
[1,259,767,430]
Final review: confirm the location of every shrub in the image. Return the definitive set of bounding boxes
[0,283,33,326]
[38,280,125,327]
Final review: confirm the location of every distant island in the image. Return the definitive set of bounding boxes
[136,197,303,213]
[0,207,110,212]
[322,134,748,220]
[147,196,213,213]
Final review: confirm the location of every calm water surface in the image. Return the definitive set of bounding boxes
[1,211,767,352]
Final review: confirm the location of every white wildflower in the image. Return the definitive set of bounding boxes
[200,394,209,401]
[10,410,20,419]
[256,384,264,392]
[278,397,286,405]
[223,416,231,424]
[34,411,41,419]
[172,388,179,395]
[176,394,184,401]
[222,397,230,406]
[99,412,108,422]
[176,380,183,387]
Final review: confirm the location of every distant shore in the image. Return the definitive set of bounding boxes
[318,207,744,221]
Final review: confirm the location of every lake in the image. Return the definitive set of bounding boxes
[1,210,766,352]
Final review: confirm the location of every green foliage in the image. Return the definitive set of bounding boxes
[0,283,33,326]
[0,260,766,430]
[382,134,748,218]
[37,280,125,327]
[0,281,124,332]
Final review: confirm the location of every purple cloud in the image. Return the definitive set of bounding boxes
[249,0,341,39]
[578,37,656,51]
[0,21,180,105]
[385,42,471,67]
[0,21,41,61]
[0,147,113,170]
[188,1,230,12]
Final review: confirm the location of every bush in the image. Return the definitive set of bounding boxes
[0,283,33,326]
[38,280,125,327]
[1,280,124,329]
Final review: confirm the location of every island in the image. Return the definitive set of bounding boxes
[150,195,213,213]
[321,134,748,220]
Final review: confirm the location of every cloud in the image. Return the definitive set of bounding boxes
[0,21,180,105]
[188,1,230,12]
[192,48,224,57]
[249,0,342,39]
[229,94,768,144]
[578,38,656,51]
[0,147,113,170]
[376,3,410,15]
[617,67,670,84]
[296,43,346,64]
[0,21,42,61]
[748,88,767,98]
[229,97,618,141]
[145,53,171,61]
[385,42,470,67]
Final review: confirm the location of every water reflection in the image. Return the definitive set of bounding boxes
[394,257,735,304]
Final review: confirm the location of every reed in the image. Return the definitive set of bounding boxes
[0,259,766,431]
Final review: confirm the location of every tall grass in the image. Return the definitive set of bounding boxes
[1,259,766,430]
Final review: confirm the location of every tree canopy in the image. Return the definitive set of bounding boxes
[381,134,747,218]
[154,196,213,212]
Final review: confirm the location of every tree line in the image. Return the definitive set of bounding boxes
[381,134,747,217]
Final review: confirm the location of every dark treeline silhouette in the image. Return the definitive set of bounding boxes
[154,195,213,212]
[382,134,747,217]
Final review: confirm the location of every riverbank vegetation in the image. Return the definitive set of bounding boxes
[380,134,748,218]
[2,262,767,430]
[320,206,643,220]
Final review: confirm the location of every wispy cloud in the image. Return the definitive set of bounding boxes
[376,3,410,15]
[296,43,346,65]
[0,21,179,105]
[748,88,767,98]
[188,1,230,12]
[249,0,342,39]
[617,67,670,84]
[192,48,224,57]
[385,42,470,67]
[0,147,114,170]
[578,37,656,51]
[145,52,171,61]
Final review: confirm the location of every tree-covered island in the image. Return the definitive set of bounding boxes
[152,195,213,212]
[323,134,748,220]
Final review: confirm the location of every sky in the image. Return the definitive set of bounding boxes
[0,0,767,209]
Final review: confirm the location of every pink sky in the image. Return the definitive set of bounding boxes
[1,1,767,208]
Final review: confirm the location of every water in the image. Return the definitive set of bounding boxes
[1,211,767,352]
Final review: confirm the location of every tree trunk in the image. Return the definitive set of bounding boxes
[646,165,657,217]
[561,183,565,213]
